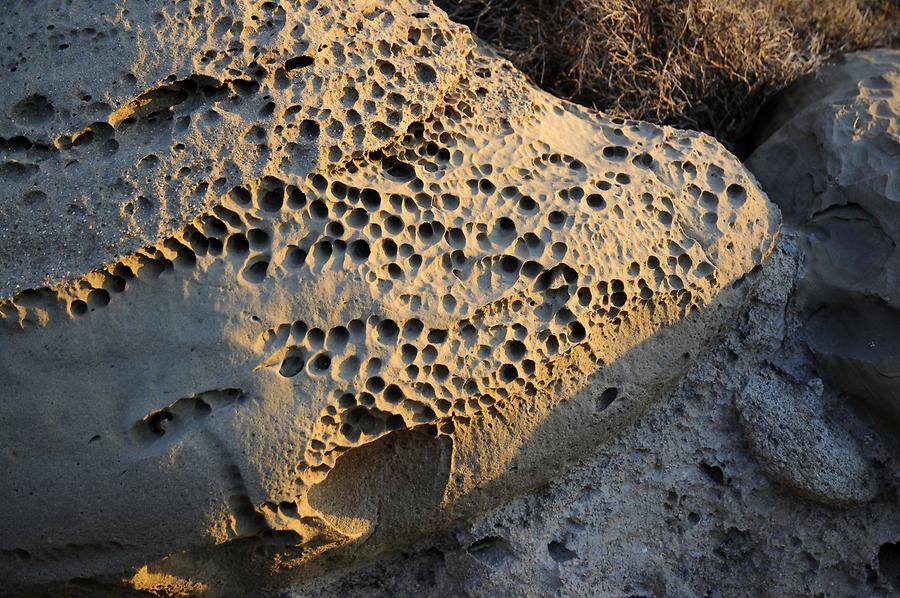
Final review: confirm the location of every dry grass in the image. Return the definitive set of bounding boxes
[436,0,900,148]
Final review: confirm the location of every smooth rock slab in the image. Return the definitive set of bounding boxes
[0,0,779,593]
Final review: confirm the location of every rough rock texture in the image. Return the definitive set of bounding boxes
[747,50,900,440]
[288,235,900,598]
[276,51,900,598]
[0,0,472,296]
[0,0,780,594]
[737,369,876,507]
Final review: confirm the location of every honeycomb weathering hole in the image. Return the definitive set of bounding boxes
[598,387,619,411]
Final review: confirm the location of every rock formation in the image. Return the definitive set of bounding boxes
[0,0,778,594]
[275,52,900,597]
[737,369,876,507]
[288,234,900,597]
[747,49,900,444]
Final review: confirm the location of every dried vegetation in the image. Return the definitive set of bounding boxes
[436,0,900,148]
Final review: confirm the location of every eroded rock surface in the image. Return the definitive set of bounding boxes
[737,370,876,507]
[748,50,900,441]
[289,235,900,598]
[0,0,778,593]
[0,0,472,296]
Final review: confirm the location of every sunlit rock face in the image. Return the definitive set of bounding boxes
[0,0,778,593]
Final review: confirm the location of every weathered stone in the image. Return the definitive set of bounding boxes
[747,49,900,439]
[0,1,778,593]
[737,369,876,508]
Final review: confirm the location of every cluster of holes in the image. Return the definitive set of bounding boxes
[1,49,762,491]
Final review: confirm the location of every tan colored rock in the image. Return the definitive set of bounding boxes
[0,0,473,296]
[0,1,778,593]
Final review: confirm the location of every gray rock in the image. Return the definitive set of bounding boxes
[747,50,900,440]
[736,369,876,507]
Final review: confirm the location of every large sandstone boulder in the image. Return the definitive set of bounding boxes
[747,50,900,437]
[0,0,778,593]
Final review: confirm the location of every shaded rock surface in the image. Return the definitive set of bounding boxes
[0,0,780,594]
[747,49,900,441]
[737,369,876,508]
